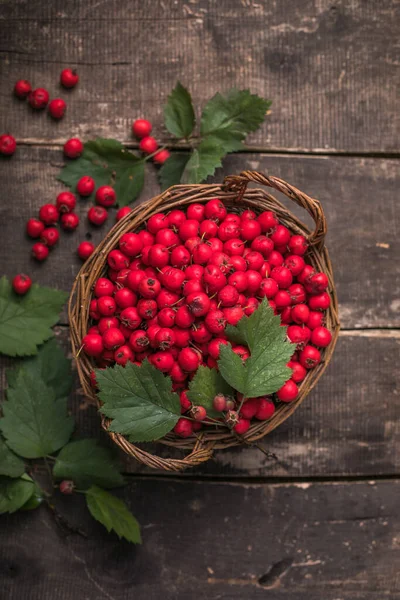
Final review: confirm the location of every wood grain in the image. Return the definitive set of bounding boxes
[1,478,400,599]
[0,147,398,328]
[0,0,399,152]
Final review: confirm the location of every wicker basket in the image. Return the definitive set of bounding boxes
[69,171,340,471]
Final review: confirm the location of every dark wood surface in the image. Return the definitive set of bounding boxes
[1,1,399,598]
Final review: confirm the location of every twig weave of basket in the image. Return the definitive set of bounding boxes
[69,171,340,472]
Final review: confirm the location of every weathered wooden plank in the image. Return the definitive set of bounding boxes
[0,147,398,328]
[1,479,400,599]
[0,0,399,152]
[2,327,398,478]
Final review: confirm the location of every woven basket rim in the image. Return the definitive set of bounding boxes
[68,171,340,472]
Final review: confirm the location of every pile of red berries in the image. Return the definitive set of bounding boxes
[82,198,333,438]
[0,69,79,157]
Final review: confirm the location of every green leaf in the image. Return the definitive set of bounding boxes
[0,277,67,357]
[159,153,190,190]
[218,299,293,398]
[200,89,271,152]
[0,475,35,514]
[181,138,225,184]
[85,485,142,544]
[6,338,72,399]
[187,366,233,418]
[58,138,145,206]
[1,369,74,459]
[54,439,124,490]
[164,81,195,138]
[97,361,181,442]
[0,437,25,478]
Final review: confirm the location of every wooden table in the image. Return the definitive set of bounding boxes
[1,1,399,598]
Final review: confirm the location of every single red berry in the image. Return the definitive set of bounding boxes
[274,290,291,309]
[150,350,175,372]
[178,219,200,242]
[107,249,129,271]
[244,250,264,271]
[306,311,325,330]
[191,322,212,344]
[63,138,83,158]
[26,218,45,239]
[82,333,104,356]
[308,292,331,311]
[204,198,227,222]
[115,288,137,309]
[288,235,308,256]
[28,88,49,109]
[98,317,119,334]
[138,276,161,299]
[94,278,115,297]
[32,242,49,261]
[223,305,244,326]
[234,417,251,435]
[218,285,239,307]
[178,347,201,372]
[0,134,16,156]
[257,211,278,233]
[12,274,32,295]
[59,480,75,495]
[137,298,158,320]
[255,398,275,420]
[212,394,226,412]
[120,306,141,329]
[60,68,79,88]
[291,303,310,325]
[241,209,256,220]
[114,345,135,366]
[311,326,332,348]
[87,206,108,226]
[89,299,101,320]
[116,206,132,221]
[132,119,152,138]
[224,213,241,225]
[288,283,306,305]
[156,289,180,309]
[139,136,158,154]
[251,235,274,258]
[60,212,79,231]
[77,176,95,197]
[14,79,32,99]
[243,297,259,317]
[186,292,211,317]
[240,398,259,419]
[173,418,194,438]
[170,245,190,269]
[287,360,307,383]
[270,266,293,289]
[246,270,263,294]
[129,330,149,352]
[191,406,207,421]
[187,204,205,222]
[38,204,59,225]
[97,295,117,316]
[258,278,278,299]
[192,242,213,265]
[102,327,125,350]
[307,272,329,295]
[40,227,59,247]
[56,191,76,213]
[208,338,228,360]
[271,225,291,247]
[277,380,298,402]
[95,185,116,207]
[232,344,250,361]
[240,219,262,241]
[147,213,169,234]
[299,345,321,369]
[118,233,142,258]
[48,98,66,119]
[153,149,170,164]
[297,264,315,284]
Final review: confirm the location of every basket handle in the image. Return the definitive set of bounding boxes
[223,170,327,247]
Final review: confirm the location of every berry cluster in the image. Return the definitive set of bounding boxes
[132,119,170,165]
[82,199,333,438]
[0,69,79,157]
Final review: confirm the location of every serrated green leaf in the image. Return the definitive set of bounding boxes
[58,138,145,206]
[97,361,181,442]
[181,138,225,184]
[0,277,67,357]
[0,475,35,514]
[0,369,74,458]
[86,485,141,544]
[218,299,293,397]
[164,81,195,139]
[0,437,25,478]
[159,153,190,190]
[187,366,233,418]
[54,439,124,490]
[6,338,72,399]
[200,89,271,152]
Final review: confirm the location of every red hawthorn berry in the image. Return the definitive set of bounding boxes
[77,241,95,260]
[60,68,79,88]
[132,119,152,138]
[14,79,32,99]
[28,88,49,109]
[12,274,32,295]
[48,98,67,119]
[63,138,83,158]
[139,136,158,154]
[0,134,16,156]
[153,149,170,164]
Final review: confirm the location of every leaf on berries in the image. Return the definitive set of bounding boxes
[181,138,225,184]
[54,439,124,490]
[85,485,142,544]
[164,81,195,139]
[96,361,181,442]
[0,437,25,478]
[0,369,74,459]
[200,89,271,152]
[0,278,67,357]
[58,138,145,206]
[6,338,73,398]
[159,153,191,190]
[187,366,233,418]
[219,299,293,397]
[0,474,35,514]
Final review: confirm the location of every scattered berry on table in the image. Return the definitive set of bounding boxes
[60,212,79,231]
[40,227,60,247]
[60,68,79,89]
[32,242,49,261]
[153,149,170,164]
[48,98,66,119]
[12,273,32,295]
[88,206,108,226]
[139,136,158,154]
[0,134,16,155]
[28,88,49,109]
[76,176,95,196]
[95,185,116,207]
[132,119,152,138]
[116,206,132,221]
[56,191,77,213]
[64,138,84,158]
[14,79,32,99]
[26,218,45,239]
[77,241,95,260]
[39,204,59,225]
